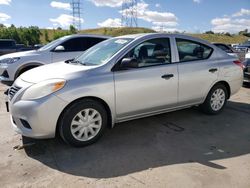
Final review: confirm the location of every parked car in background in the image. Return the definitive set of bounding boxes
[243,52,250,84]
[213,43,245,61]
[6,33,243,147]
[0,39,33,56]
[234,39,250,53]
[0,34,110,85]
[0,39,17,56]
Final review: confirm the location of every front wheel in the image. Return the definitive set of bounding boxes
[200,84,228,115]
[59,99,107,147]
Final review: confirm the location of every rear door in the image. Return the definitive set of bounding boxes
[51,37,105,63]
[114,37,178,120]
[175,38,218,106]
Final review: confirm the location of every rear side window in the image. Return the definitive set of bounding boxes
[215,44,233,53]
[60,37,106,52]
[176,38,213,62]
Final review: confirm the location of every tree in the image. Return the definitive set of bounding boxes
[205,31,214,34]
[225,32,231,37]
[57,27,62,30]
[44,30,50,42]
[69,25,77,34]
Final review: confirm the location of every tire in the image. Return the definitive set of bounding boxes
[200,84,228,115]
[59,99,107,147]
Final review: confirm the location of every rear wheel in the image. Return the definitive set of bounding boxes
[200,84,228,114]
[59,99,107,147]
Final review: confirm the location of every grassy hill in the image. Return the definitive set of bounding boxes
[40,27,249,45]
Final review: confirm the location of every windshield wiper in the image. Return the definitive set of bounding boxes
[65,59,82,65]
[65,58,74,64]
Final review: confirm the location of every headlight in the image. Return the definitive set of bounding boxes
[21,79,66,100]
[0,57,20,65]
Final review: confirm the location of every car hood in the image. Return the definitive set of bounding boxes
[19,62,95,84]
[0,50,41,59]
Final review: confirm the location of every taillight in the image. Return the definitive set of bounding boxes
[233,60,245,70]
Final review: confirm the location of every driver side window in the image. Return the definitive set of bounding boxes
[122,38,171,68]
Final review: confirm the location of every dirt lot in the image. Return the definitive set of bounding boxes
[0,83,250,188]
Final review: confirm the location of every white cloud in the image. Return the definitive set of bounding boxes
[0,0,11,5]
[120,1,178,24]
[155,3,160,8]
[89,0,122,7]
[152,21,178,27]
[211,18,231,25]
[152,26,182,33]
[211,17,250,33]
[91,0,179,31]
[0,12,11,22]
[50,1,71,10]
[211,8,250,33]
[232,9,250,17]
[50,14,84,28]
[193,0,201,3]
[98,18,122,27]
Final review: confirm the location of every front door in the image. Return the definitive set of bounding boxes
[114,37,178,120]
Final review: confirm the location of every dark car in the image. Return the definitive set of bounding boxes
[0,39,35,56]
[0,39,17,56]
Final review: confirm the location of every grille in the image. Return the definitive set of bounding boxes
[8,85,21,100]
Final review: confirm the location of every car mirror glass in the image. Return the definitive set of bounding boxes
[54,45,65,52]
[120,58,139,69]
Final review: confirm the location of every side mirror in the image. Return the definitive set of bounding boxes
[120,58,139,69]
[54,45,65,52]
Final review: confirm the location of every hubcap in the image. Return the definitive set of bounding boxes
[210,88,225,111]
[70,108,102,141]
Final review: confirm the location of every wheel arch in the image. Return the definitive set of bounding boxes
[56,96,113,137]
[206,80,231,100]
[15,62,44,79]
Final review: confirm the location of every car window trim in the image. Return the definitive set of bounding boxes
[175,38,214,63]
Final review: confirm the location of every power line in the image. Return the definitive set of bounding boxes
[121,0,138,27]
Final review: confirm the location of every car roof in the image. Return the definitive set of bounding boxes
[67,34,111,39]
[116,33,214,47]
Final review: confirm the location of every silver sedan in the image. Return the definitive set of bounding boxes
[7,33,243,146]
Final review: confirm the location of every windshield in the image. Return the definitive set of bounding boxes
[38,36,70,51]
[74,38,133,65]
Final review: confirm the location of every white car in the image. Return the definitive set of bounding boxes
[0,34,109,85]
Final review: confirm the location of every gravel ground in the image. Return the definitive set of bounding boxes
[0,83,250,188]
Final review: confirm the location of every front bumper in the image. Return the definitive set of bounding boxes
[8,79,68,139]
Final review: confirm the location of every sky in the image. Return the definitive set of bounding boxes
[0,0,249,33]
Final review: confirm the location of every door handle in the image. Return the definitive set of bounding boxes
[161,74,174,79]
[209,68,218,73]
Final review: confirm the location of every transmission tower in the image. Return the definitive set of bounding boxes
[121,0,138,27]
[71,0,82,30]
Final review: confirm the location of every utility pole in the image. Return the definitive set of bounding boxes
[71,0,82,30]
[121,0,138,27]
